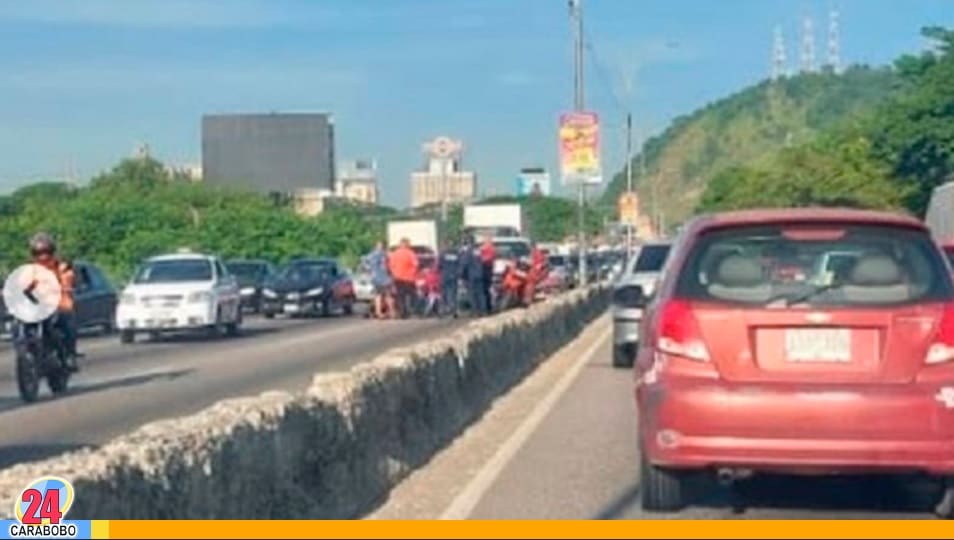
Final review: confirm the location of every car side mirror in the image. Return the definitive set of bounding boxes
[613,284,648,308]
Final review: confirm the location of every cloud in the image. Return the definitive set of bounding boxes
[0,0,332,28]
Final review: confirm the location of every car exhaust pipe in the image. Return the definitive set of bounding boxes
[716,468,752,486]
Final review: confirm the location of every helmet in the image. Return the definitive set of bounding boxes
[29,232,56,257]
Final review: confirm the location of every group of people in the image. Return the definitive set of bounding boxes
[362,235,546,320]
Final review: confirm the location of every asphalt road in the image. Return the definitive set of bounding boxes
[0,313,465,470]
[371,318,941,520]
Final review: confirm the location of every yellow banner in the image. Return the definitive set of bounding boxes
[618,192,639,225]
[559,111,601,183]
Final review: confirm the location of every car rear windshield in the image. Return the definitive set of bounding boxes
[549,255,567,266]
[944,246,954,268]
[633,245,670,273]
[675,224,954,307]
[134,260,213,283]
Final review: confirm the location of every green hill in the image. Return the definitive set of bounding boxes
[602,66,900,227]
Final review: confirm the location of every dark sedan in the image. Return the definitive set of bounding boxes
[261,258,356,318]
[226,259,275,314]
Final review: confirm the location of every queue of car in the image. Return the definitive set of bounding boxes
[623,208,954,518]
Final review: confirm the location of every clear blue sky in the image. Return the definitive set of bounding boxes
[0,0,948,207]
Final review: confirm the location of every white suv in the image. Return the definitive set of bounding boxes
[116,252,242,343]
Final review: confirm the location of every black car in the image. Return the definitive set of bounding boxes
[261,258,356,318]
[226,259,275,314]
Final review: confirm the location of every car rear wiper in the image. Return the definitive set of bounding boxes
[766,283,841,307]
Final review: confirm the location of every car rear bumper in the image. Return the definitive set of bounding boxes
[612,308,642,346]
[639,377,954,475]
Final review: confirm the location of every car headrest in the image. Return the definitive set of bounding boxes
[848,254,902,287]
[714,254,764,288]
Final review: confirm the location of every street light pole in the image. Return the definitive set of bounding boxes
[570,0,587,286]
[624,112,635,258]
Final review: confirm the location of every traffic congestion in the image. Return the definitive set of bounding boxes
[1,201,626,405]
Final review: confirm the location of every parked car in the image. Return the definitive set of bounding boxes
[72,260,119,333]
[261,258,356,318]
[635,208,954,516]
[116,251,243,343]
[611,242,671,368]
[226,259,275,314]
[543,254,572,293]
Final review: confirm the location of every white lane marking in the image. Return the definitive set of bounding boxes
[439,322,612,520]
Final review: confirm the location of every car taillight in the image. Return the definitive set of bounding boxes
[926,305,954,365]
[655,300,710,362]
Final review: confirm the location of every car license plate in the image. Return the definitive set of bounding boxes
[785,329,851,362]
[284,303,300,314]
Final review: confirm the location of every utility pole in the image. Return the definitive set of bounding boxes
[570,0,587,286]
[624,113,634,257]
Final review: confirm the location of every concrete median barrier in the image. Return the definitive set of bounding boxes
[0,286,609,519]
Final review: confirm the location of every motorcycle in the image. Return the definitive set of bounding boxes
[13,315,72,403]
[497,258,531,311]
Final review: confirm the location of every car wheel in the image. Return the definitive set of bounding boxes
[264,312,275,319]
[343,298,354,316]
[613,343,636,368]
[226,307,242,337]
[936,478,954,519]
[321,299,331,317]
[640,447,689,512]
[101,320,115,335]
[120,330,135,344]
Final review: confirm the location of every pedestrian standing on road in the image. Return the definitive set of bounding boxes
[366,241,395,319]
[438,239,461,318]
[388,238,419,319]
[479,235,497,313]
[460,239,486,316]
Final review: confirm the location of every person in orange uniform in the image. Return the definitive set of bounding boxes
[388,238,419,318]
[521,243,544,305]
[479,235,496,313]
[29,232,81,370]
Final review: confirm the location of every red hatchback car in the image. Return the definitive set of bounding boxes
[635,208,954,515]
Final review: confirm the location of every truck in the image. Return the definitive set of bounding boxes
[926,181,954,244]
[387,220,439,254]
[463,203,526,241]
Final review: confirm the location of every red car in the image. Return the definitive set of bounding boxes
[635,208,954,515]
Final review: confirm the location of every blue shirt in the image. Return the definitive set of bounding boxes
[365,249,391,287]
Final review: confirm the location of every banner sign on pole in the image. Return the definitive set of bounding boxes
[618,192,639,225]
[558,111,602,185]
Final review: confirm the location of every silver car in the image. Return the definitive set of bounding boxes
[612,241,671,368]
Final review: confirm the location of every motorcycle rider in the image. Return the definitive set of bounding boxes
[479,235,496,313]
[28,232,80,371]
[524,243,548,305]
[459,239,487,316]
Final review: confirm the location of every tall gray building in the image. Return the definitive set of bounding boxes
[201,113,336,194]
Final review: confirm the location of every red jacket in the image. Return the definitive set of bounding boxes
[479,242,496,265]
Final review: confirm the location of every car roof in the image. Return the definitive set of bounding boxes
[147,253,214,262]
[686,208,925,236]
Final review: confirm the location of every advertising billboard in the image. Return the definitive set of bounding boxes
[618,192,640,225]
[515,168,551,196]
[558,111,602,185]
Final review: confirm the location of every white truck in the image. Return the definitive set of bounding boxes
[926,181,954,243]
[463,203,526,241]
[387,220,439,253]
